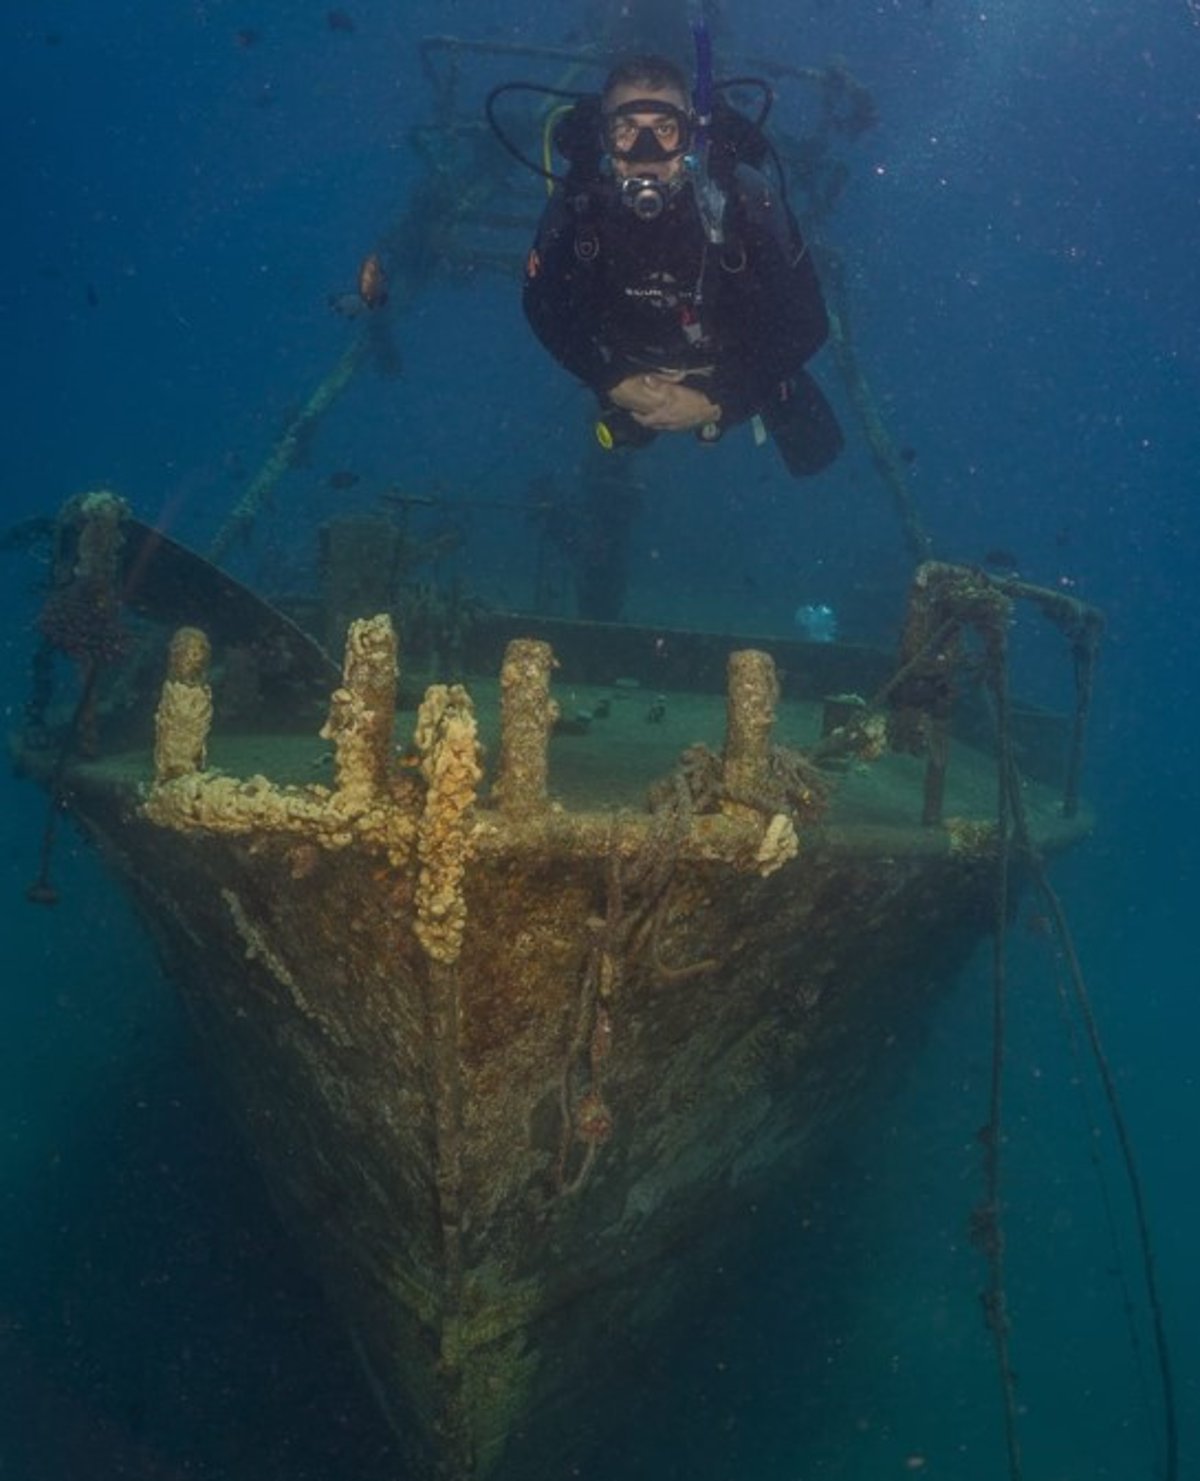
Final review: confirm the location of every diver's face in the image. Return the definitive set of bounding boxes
[602,82,690,182]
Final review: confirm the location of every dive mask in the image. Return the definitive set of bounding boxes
[601,99,693,166]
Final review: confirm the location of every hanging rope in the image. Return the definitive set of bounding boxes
[1062,613,1102,820]
[1010,801,1179,1481]
[976,628,1025,1481]
[979,617,1177,1481]
[1046,938,1160,1448]
[874,563,1172,1478]
[823,292,934,568]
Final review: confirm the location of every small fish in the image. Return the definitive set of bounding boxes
[85,282,99,308]
[982,548,1020,574]
[327,469,360,491]
[235,28,261,48]
[899,444,917,464]
[357,252,388,310]
[326,9,355,32]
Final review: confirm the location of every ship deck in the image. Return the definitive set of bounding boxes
[80,676,1078,848]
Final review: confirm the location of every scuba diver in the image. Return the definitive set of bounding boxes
[503,45,843,476]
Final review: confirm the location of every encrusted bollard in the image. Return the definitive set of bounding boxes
[154,627,213,783]
[493,639,557,815]
[320,614,398,805]
[414,684,483,964]
[722,650,779,802]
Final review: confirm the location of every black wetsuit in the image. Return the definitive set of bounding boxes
[522,164,843,475]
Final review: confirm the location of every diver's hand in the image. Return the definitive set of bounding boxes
[631,379,721,433]
[608,373,673,416]
[608,373,721,432]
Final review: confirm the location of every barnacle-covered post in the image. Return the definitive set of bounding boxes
[153,627,214,783]
[722,649,779,806]
[319,613,398,806]
[493,638,557,815]
[413,684,483,965]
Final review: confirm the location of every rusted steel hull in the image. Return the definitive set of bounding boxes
[60,755,1080,1481]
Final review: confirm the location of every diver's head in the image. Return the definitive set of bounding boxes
[600,56,693,219]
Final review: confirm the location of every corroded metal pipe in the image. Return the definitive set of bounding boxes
[494,638,557,815]
[722,649,779,800]
[154,627,213,783]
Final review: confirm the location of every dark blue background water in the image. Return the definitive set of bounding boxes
[2,2,1196,1476]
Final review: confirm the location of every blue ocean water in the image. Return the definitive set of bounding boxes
[2,2,1196,1477]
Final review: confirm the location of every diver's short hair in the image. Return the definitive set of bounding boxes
[602,54,690,105]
